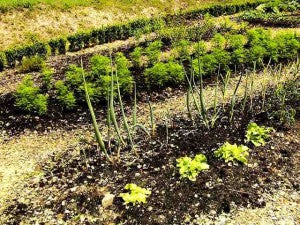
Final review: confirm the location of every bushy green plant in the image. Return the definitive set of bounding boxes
[115,52,133,93]
[176,154,209,181]
[214,142,249,164]
[130,47,144,67]
[144,61,184,87]
[144,40,163,65]
[66,64,85,89]
[119,184,151,205]
[15,75,48,115]
[20,56,46,73]
[275,33,300,60]
[226,34,247,50]
[246,122,273,147]
[55,80,76,109]
[173,40,191,60]
[41,68,54,90]
[212,33,226,49]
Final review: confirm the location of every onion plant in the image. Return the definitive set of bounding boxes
[81,60,110,161]
[116,69,136,155]
[229,73,243,122]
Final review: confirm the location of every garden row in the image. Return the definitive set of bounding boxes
[0,0,267,71]
[13,28,300,116]
[240,0,300,27]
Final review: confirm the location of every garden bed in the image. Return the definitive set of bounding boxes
[2,92,299,224]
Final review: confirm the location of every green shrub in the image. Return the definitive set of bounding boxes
[193,53,217,77]
[212,33,226,49]
[90,55,111,78]
[247,45,267,65]
[66,64,85,89]
[49,38,67,55]
[130,47,144,67]
[15,75,48,115]
[231,48,248,65]
[115,52,133,93]
[0,52,6,72]
[20,56,46,73]
[275,33,300,60]
[173,40,191,60]
[226,34,247,50]
[119,184,151,205]
[55,80,76,109]
[214,142,249,164]
[144,61,184,87]
[144,40,163,65]
[245,122,273,147]
[176,154,209,181]
[41,68,54,90]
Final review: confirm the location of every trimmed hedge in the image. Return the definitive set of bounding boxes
[0,0,266,71]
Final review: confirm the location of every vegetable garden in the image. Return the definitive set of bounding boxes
[0,0,299,224]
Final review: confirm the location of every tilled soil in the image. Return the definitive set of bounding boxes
[2,98,299,225]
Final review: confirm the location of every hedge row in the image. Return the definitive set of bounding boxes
[0,0,266,72]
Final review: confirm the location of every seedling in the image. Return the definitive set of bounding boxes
[119,184,151,205]
[246,122,273,147]
[214,142,249,164]
[176,154,209,181]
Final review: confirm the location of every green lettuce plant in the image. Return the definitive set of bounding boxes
[214,142,249,164]
[246,122,273,147]
[119,184,151,205]
[176,154,209,181]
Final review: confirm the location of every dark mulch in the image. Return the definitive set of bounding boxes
[3,97,300,225]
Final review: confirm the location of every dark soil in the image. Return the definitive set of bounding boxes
[2,96,300,225]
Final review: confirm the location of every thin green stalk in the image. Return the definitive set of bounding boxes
[116,70,136,155]
[149,101,156,136]
[81,60,110,161]
[229,73,243,122]
[211,76,220,128]
[242,72,249,111]
[109,61,126,147]
[107,88,112,149]
[132,82,137,127]
[196,42,208,128]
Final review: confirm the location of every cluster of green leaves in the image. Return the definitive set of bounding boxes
[131,41,163,67]
[119,183,151,205]
[176,154,209,181]
[214,142,249,164]
[15,75,48,115]
[54,53,133,109]
[0,52,6,72]
[19,56,46,73]
[144,61,184,88]
[246,122,273,147]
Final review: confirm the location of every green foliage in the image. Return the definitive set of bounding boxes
[144,40,163,65]
[246,122,273,147]
[226,34,247,50]
[176,154,209,181]
[90,55,111,78]
[20,56,46,73]
[66,64,85,89]
[15,75,48,115]
[41,68,54,90]
[55,80,76,109]
[173,40,191,60]
[214,142,249,164]
[49,38,67,55]
[115,52,133,93]
[275,33,300,60]
[119,184,151,205]
[212,33,226,50]
[130,47,144,67]
[144,61,184,87]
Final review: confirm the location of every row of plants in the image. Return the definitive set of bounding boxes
[240,0,300,27]
[13,28,300,115]
[0,1,266,71]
